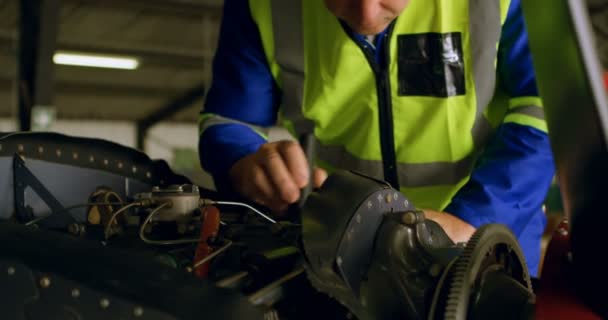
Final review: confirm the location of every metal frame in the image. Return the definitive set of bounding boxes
[135,83,205,151]
[17,0,60,131]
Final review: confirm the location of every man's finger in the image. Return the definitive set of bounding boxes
[313,168,328,188]
[258,144,301,204]
[278,141,309,188]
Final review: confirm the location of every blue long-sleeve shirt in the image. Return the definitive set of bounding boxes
[199,0,555,276]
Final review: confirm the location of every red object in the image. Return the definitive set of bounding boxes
[193,205,221,278]
[535,220,601,319]
[604,71,608,90]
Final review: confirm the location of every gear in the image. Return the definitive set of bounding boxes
[434,224,533,320]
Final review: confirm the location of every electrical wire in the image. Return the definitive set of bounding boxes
[212,201,276,224]
[139,202,201,245]
[192,239,233,268]
[24,202,125,226]
[104,202,141,239]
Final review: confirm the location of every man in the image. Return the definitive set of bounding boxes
[199,0,554,275]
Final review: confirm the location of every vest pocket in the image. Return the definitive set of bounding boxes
[397,33,466,97]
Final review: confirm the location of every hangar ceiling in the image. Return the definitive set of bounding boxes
[0,0,222,122]
[0,0,605,124]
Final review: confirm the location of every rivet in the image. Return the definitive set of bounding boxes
[404,200,409,208]
[367,201,373,209]
[393,193,398,200]
[146,172,151,178]
[7,267,15,275]
[356,214,361,224]
[133,307,144,317]
[71,288,80,298]
[103,159,109,166]
[100,298,110,309]
[56,149,62,157]
[39,276,51,288]
[402,212,417,225]
[132,166,137,173]
[72,152,78,160]
[118,162,123,169]
[336,256,343,266]
[38,146,44,153]
[429,264,442,277]
[376,194,383,202]
[89,155,95,163]
[386,194,392,203]
[18,144,24,152]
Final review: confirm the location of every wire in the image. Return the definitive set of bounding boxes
[213,201,276,224]
[192,239,233,268]
[248,267,305,306]
[24,202,125,226]
[139,202,201,245]
[104,202,141,239]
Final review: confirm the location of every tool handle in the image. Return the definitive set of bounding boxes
[298,133,315,209]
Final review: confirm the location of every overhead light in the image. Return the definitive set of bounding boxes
[53,51,140,70]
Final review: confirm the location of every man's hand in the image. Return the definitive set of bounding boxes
[229,141,328,213]
[423,210,476,244]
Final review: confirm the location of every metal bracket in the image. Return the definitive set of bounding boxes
[13,154,75,228]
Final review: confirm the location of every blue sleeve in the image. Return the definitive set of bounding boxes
[445,0,555,274]
[198,0,281,189]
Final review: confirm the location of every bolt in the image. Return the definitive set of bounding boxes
[89,155,95,163]
[146,172,152,178]
[393,193,398,200]
[56,149,62,157]
[71,288,80,298]
[386,194,392,203]
[100,298,110,309]
[72,152,78,160]
[7,267,15,276]
[429,264,442,277]
[68,223,83,236]
[401,212,417,225]
[132,166,138,173]
[133,307,144,317]
[367,201,373,209]
[103,159,109,166]
[118,162,123,169]
[38,146,44,153]
[39,276,51,288]
[404,200,410,208]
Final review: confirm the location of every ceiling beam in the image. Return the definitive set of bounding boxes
[0,35,212,69]
[62,0,223,19]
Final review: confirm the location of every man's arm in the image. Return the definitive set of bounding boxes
[441,0,555,274]
[199,0,279,190]
[199,0,324,211]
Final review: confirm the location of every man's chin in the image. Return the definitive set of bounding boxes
[348,22,391,35]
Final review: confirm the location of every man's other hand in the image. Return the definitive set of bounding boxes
[229,141,328,213]
[423,210,476,244]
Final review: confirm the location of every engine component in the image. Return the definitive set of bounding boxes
[431,224,533,320]
[300,170,462,319]
[149,184,200,223]
[193,205,222,278]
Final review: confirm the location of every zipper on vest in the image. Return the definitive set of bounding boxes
[345,23,399,189]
